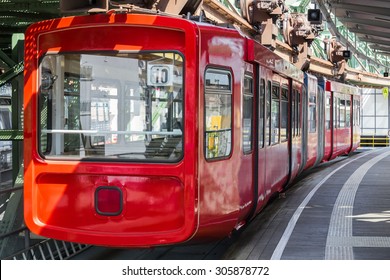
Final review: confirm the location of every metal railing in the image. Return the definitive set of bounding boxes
[360,135,390,147]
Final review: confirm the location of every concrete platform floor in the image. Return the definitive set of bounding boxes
[72,147,390,260]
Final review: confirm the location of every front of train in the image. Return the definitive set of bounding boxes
[23,12,200,247]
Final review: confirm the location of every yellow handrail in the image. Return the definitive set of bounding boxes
[360,136,389,147]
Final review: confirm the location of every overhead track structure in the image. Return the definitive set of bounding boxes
[1,0,390,88]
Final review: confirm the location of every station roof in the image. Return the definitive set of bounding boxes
[1,0,390,58]
[0,0,60,57]
[327,0,390,56]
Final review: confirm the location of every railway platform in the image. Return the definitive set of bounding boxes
[224,146,390,260]
[72,147,390,260]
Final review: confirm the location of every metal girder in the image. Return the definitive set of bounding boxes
[370,45,390,52]
[349,28,390,40]
[0,2,59,12]
[0,50,16,67]
[359,37,390,46]
[275,39,390,87]
[336,16,390,29]
[0,130,23,141]
[0,61,23,87]
[329,3,390,17]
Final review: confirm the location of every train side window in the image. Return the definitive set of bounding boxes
[271,84,280,144]
[357,100,361,126]
[333,96,338,129]
[204,68,232,160]
[281,87,288,142]
[308,89,316,133]
[354,99,361,127]
[346,98,351,127]
[297,90,301,136]
[242,74,253,154]
[265,81,272,146]
[325,93,331,130]
[340,96,346,128]
[292,88,299,137]
[259,79,265,148]
[291,89,295,137]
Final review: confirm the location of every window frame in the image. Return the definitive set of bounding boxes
[242,73,254,154]
[204,67,233,161]
[271,83,280,145]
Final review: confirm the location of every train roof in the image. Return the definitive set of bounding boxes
[26,12,304,83]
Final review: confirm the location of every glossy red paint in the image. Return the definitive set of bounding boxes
[325,79,361,160]
[24,13,199,246]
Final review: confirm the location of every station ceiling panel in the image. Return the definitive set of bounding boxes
[325,0,390,56]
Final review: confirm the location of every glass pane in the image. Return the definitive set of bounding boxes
[309,89,316,133]
[265,82,271,145]
[271,85,280,144]
[362,93,375,115]
[205,69,232,159]
[376,94,388,115]
[259,79,265,148]
[346,100,351,127]
[39,52,184,162]
[281,88,288,141]
[376,117,388,129]
[362,116,375,128]
[243,75,253,153]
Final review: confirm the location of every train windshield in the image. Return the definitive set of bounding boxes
[38,52,184,162]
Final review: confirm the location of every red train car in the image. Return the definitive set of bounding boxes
[318,78,361,161]
[23,11,360,247]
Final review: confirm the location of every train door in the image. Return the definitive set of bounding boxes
[333,91,340,157]
[263,73,289,193]
[239,64,257,224]
[254,65,268,213]
[352,93,361,150]
[289,81,302,181]
[302,73,318,170]
[346,94,353,153]
[325,90,333,160]
[315,84,325,165]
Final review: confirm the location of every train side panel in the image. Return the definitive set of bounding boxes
[196,25,252,239]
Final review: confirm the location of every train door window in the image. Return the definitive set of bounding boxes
[281,87,288,142]
[265,81,272,146]
[340,96,346,128]
[354,99,361,127]
[292,87,299,137]
[259,79,265,148]
[333,96,338,129]
[308,89,316,133]
[38,52,184,162]
[271,83,280,144]
[204,68,232,160]
[325,93,331,130]
[297,89,301,136]
[346,98,351,127]
[358,100,361,126]
[242,74,253,153]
